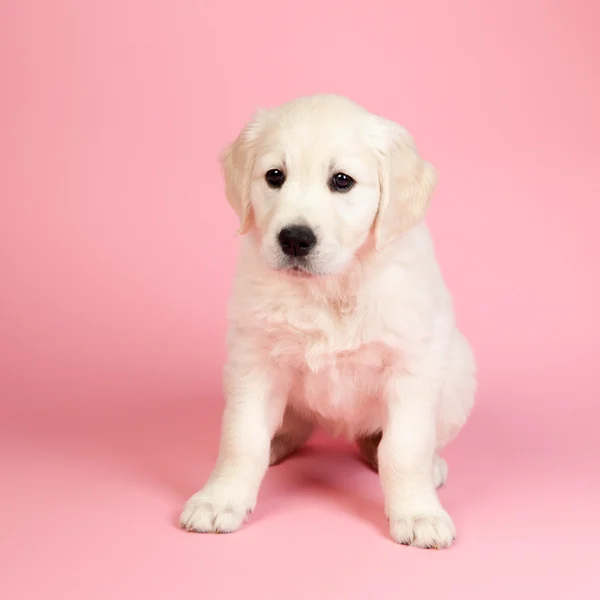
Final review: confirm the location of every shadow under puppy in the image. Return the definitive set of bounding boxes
[181,94,476,549]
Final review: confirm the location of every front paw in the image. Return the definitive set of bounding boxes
[389,510,456,549]
[180,486,254,533]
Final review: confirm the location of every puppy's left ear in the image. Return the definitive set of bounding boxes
[373,119,438,248]
[220,111,264,234]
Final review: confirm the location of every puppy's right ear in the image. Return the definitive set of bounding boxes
[220,112,264,234]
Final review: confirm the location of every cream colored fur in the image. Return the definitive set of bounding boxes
[180,95,476,549]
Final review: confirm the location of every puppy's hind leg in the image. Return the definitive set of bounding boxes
[270,405,314,466]
[356,431,382,471]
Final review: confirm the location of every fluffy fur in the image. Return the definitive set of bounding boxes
[180,95,476,549]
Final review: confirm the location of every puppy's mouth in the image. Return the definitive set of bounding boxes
[288,266,311,278]
[280,258,315,278]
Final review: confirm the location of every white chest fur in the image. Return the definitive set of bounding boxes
[258,291,397,437]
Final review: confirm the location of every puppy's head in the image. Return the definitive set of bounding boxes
[221,95,437,277]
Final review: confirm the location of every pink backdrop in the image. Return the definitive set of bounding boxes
[1,1,599,598]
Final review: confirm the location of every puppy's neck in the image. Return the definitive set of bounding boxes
[308,260,365,314]
[302,237,385,313]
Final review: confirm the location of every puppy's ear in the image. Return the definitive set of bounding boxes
[220,112,264,234]
[373,119,438,248]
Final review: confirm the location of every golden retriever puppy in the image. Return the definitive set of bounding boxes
[180,95,476,549]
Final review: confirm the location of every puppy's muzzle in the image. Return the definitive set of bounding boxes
[278,225,317,258]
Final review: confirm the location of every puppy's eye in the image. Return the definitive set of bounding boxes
[265,169,286,189]
[329,172,355,193]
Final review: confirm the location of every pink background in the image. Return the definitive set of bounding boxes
[1,1,599,598]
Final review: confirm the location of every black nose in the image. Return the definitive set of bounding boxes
[278,225,317,257]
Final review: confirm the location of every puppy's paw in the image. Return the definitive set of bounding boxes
[389,510,456,549]
[180,487,254,533]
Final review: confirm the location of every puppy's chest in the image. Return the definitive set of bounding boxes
[295,343,391,435]
[262,302,397,432]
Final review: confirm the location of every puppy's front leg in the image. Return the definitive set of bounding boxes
[379,374,455,549]
[180,363,286,533]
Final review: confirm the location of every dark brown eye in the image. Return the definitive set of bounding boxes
[265,169,285,188]
[329,172,354,192]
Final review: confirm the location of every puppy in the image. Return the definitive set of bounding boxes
[180,95,476,549]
